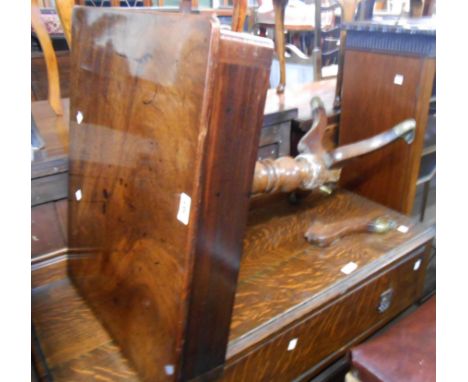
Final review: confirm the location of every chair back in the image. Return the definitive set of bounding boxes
[31,0,64,115]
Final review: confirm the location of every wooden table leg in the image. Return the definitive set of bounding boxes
[273,0,288,93]
[232,0,247,32]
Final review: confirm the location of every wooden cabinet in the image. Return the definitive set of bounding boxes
[338,20,436,214]
[224,243,429,381]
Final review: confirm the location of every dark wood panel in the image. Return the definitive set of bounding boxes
[67,8,272,382]
[338,50,435,214]
[31,202,67,258]
[179,32,273,381]
[31,172,68,206]
[55,199,68,243]
[32,50,70,101]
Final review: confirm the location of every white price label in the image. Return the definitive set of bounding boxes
[287,338,298,351]
[177,193,191,225]
[394,74,404,85]
[341,262,358,275]
[397,225,409,233]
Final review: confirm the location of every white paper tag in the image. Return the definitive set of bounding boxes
[75,189,82,201]
[76,111,84,124]
[397,225,409,233]
[394,74,404,85]
[287,338,298,351]
[164,365,174,376]
[177,193,191,225]
[341,262,358,275]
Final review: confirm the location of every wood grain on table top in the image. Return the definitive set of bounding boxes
[31,189,434,381]
[228,190,434,355]
[264,78,336,121]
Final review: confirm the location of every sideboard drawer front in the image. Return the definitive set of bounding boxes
[223,246,428,382]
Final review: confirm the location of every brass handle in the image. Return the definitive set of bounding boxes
[251,97,417,195]
[305,216,397,247]
[325,119,416,168]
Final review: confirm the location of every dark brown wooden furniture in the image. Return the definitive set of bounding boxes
[337,19,436,214]
[67,7,272,381]
[32,189,434,381]
[32,8,435,382]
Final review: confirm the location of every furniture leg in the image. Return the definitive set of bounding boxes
[273,0,287,93]
[232,0,247,32]
[31,0,64,116]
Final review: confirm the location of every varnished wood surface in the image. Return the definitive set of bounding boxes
[264,78,337,122]
[30,78,335,165]
[228,190,433,352]
[273,0,288,93]
[32,190,434,381]
[339,50,435,214]
[223,245,430,381]
[231,0,247,32]
[179,30,273,382]
[56,0,74,47]
[67,7,272,381]
[32,277,139,381]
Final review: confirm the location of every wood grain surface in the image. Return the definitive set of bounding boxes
[30,8,435,382]
[32,277,139,381]
[229,190,433,351]
[67,7,272,381]
[32,190,434,382]
[338,50,435,214]
[264,78,337,122]
[223,245,430,381]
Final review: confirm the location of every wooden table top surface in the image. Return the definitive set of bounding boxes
[32,190,434,381]
[264,79,337,121]
[31,78,337,164]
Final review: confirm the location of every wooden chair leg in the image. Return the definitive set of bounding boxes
[231,0,247,32]
[312,0,322,81]
[273,0,287,93]
[56,0,74,48]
